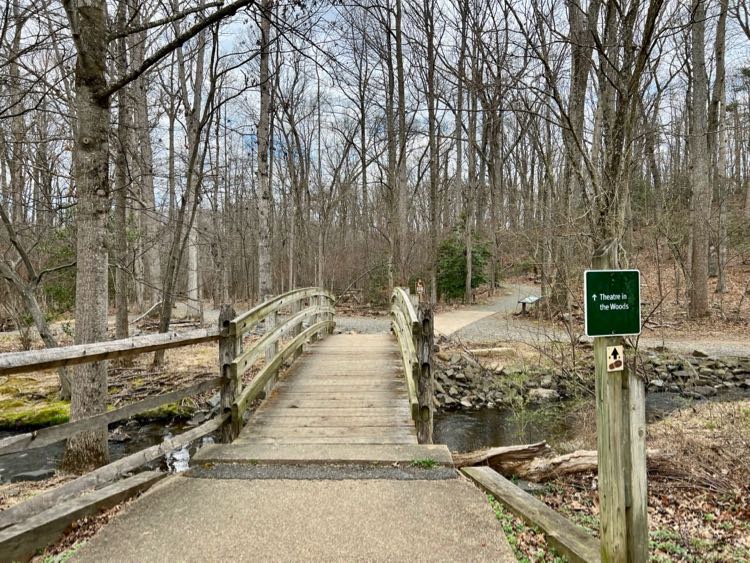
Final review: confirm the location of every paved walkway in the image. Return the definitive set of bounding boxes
[434,284,538,337]
[73,474,515,562]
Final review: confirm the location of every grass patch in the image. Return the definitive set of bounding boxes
[43,542,83,563]
[410,458,438,469]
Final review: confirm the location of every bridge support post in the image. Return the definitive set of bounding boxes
[264,306,278,399]
[218,305,239,443]
[325,293,334,335]
[290,298,301,338]
[414,305,434,444]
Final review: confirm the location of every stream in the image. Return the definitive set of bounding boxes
[0,421,215,484]
[434,391,750,453]
[2,391,748,482]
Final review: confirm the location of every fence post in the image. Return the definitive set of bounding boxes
[288,297,303,362]
[413,304,434,444]
[290,297,301,338]
[218,305,239,442]
[264,300,278,399]
[310,294,320,343]
[593,242,648,562]
[328,293,335,334]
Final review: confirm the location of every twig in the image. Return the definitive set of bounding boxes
[129,301,163,325]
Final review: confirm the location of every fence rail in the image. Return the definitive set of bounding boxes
[390,287,434,443]
[223,287,336,437]
[0,329,221,376]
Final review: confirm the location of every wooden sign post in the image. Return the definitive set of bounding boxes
[586,244,648,562]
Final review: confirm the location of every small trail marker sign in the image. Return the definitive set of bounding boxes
[606,345,624,372]
[584,269,641,337]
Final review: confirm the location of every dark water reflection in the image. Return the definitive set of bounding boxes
[434,391,747,453]
[434,404,578,453]
[0,422,194,483]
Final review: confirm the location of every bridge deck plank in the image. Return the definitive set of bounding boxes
[236,334,418,447]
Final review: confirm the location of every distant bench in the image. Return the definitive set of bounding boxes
[518,295,541,316]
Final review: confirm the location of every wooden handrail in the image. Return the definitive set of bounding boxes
[0,328,220,376]
[391,289,419,419]
[219,287,336,438]
[0,377,221,456]
[391,306,419,420]
[0,413,229,531]
[0,289,337,539]
[230,287,335,337]
[231,304,335,377]
[392,287,419,330]
[390,287,434,443]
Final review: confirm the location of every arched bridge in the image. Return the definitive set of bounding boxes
[0,287,517,561]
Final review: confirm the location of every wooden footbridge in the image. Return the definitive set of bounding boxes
[0,287,458,560]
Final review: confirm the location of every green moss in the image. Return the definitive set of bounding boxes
[0,398,26,409]
[134,402,195,422]
[0,401,70,430]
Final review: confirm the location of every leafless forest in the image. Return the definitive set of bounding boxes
[1,0,750,469]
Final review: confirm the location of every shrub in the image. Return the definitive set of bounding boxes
[436,233,490,300]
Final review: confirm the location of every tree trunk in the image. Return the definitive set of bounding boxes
[8,5,28,226]
[61,0,111,472]
[689,0,712,318]
[711,0,728,293]
[130,0,161,306]
[456,0,467,301]
[424,0,438,304]
[257,0,274,301]
[395,0,407,286]
[114,0,130,341]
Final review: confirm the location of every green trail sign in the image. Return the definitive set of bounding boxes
[584,269,641,337]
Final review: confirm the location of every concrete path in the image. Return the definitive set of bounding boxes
[73,473,515,562]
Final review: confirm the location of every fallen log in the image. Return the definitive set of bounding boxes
[455,445,673,483]
[452,442,551,467]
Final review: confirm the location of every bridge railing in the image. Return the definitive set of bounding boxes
[390,287,433,443]
[0,329,226,535]
[224,287,336,437]
[0,288,334,549]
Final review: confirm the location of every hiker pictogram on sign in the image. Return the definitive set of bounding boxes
[606,345,624,372]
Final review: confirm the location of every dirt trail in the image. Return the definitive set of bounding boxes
[434,284,538,336]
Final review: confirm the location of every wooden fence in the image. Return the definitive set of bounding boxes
[390,287,434,443]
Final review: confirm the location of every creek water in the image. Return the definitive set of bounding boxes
[2,391,748,481]
[0,421,212,483]
[433,391,748,453]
